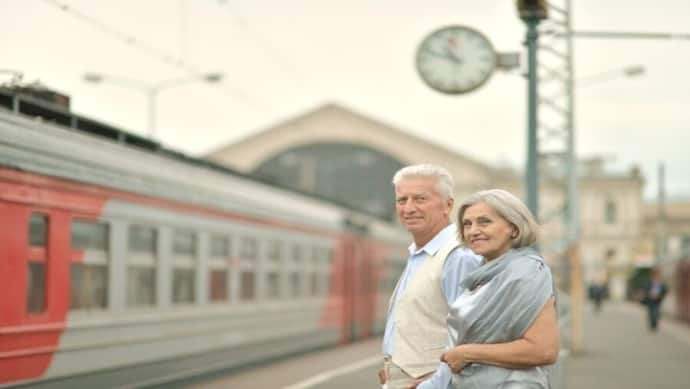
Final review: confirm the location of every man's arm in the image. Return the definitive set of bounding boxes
[441,247,482,302]
[413,363,451,389]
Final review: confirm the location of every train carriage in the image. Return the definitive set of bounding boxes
[0,90,408,388]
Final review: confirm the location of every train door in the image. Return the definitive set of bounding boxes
[0,202,71,384]
[338,230,379,343]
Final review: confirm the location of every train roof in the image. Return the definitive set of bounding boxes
[0,86,396,226]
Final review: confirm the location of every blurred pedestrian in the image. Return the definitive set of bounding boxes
[641,267,668,332]
[378,164,481,389]
[588,276,608,314]
[441,189,559,388]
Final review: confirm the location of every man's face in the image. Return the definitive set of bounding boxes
[395,177,452,240]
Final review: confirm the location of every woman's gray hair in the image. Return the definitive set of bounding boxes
[392,164,454,200]
[457,189,539,248]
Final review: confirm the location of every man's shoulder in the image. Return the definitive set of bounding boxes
[446,246,482,263]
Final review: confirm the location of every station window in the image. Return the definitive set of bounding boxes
[172,230,197,304]
[27,214,48,314]
[209,234,230,302]
[127,225,157,307]
[70,220,109,310]
[604,199,617,224]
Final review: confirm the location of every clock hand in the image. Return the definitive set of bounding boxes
[445,46,464,65]
[423,47,462,65]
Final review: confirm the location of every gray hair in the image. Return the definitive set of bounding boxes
[457,189,539,248]
[392,164,454,200]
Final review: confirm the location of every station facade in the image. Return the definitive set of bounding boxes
[206,103,644,299]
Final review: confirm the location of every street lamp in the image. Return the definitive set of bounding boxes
[516,0,549,218]
[83,71,223,140]
[577,65,645,88]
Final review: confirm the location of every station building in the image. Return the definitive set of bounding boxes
[206,103,644,299]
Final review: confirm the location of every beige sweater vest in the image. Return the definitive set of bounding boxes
[390,237,461,378]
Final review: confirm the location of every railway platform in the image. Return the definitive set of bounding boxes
[564,302,690,389]
[188,302,690,389]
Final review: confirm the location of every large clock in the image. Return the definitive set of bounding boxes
[415,25,497,94]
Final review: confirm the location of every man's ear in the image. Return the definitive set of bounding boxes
[445,198,454,215]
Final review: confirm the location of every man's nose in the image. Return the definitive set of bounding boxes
[401,199,416,212]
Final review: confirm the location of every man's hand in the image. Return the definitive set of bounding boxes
[378,367,387,385]
[403,371,432,389]
[441,346,468,373]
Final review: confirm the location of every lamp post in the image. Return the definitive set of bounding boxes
[83,72,223,140]
[517,0,549,219]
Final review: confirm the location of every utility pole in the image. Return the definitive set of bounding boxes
[656,162,667,265]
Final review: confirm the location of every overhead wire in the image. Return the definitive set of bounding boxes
[214,0,308,91]
[40,0,275,114]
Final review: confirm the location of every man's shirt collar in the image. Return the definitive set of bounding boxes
[408,223,457,257]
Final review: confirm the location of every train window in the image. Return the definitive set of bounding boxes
[27,214,48,313]
[70,220,109,311]
[127,225,157,307]
[172,269,195,304]
[71,220,108,250]
[129,225,156,253]
[209,235,230,302]
[266,272,280,299]
[240,237,258,263]
[210,234,231,257]
[267,240,281,263]
[289,244,304,297]
[172,230,196,304]
[309,271,319,296]
[209,269,228,302]
[173,229,197,255]
[127,267,156,307]
[240,272,255,301]
[291,244,304,264]
[289,272,301,297]
[29,214,47,247]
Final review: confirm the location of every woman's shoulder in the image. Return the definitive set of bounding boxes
[505,250,552,281]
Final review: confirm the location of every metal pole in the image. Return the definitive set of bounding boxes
[656,162,666,265]
[526,18,540,218]
[563,0,584,354]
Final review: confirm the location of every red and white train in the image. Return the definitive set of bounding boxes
[0,89,408,388]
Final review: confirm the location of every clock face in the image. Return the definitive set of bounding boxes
[416,25,497,94]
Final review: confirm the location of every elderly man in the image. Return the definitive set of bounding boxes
[379,164,481,389]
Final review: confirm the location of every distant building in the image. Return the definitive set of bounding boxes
[206,103,645,299]
[640,199,690,263]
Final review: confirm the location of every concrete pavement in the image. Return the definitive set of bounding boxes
[564,302,690,389]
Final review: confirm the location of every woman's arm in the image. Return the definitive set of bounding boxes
[441,297,559,372]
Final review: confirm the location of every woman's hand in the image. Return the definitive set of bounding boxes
[441,346,469,373]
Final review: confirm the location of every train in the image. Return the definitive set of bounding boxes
[0,87,409,388]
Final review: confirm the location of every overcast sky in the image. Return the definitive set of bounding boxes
[3,0,689,199]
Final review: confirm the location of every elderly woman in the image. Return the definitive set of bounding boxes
[440,189,558,388]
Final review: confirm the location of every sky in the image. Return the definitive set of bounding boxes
[2,0,689,200]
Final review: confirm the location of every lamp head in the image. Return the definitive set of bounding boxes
[203,72,223,83]
[83,72,104,83]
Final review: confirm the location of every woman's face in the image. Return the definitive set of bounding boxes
[461,201,516,261]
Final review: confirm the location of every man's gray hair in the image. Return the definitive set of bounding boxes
[457,189,539,248]
[392,164,454,200]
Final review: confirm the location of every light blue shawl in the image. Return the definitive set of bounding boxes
[447,247,555,389]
